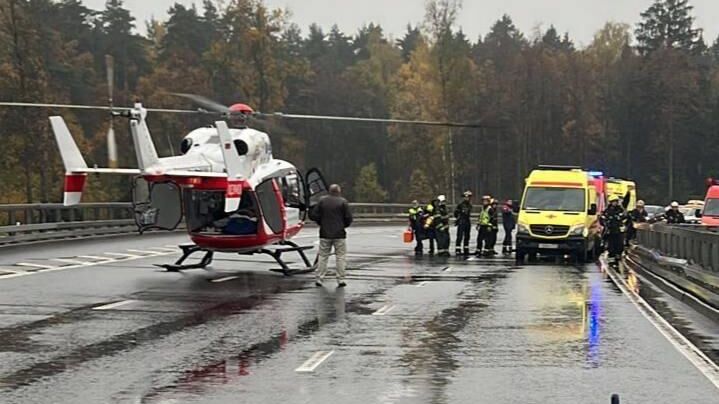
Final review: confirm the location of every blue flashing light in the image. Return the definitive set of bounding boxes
[588,171,604,177]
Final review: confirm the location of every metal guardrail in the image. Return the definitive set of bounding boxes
[634,222,719,310]
[0,202,413,246]
[0,203,133,226]
[635,223,719,273]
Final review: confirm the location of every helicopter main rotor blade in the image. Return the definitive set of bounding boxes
[170,93,230,114]
[0,102,123,111]
[0,102,204,115]
[257,112,491,129]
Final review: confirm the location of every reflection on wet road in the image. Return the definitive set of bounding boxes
[0,227,717,403]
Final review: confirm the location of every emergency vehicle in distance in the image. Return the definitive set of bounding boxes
[516,166,603,263]
[698,179,719,226]
[605,179,636,212]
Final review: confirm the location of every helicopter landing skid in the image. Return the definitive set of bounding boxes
[155,244,214,272]
[263,240,316,276]
[156,241,315,276]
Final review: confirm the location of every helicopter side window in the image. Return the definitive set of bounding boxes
[281,173,303,208]
[256,178,284,234]
[212,193,259,235]
[183,189,259,235]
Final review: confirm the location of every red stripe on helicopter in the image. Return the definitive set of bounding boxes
[64,174,87,192]
[227,180,243,198]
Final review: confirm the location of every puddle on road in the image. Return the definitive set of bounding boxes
[120,261,515,403]
[615,260,719,365]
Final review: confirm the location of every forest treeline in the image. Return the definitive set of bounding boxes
[1,0,718,204]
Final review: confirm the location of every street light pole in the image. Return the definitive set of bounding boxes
[448,127,456,204]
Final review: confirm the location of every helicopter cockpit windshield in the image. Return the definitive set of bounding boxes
[184,189,259,236]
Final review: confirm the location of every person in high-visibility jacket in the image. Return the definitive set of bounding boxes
[434,195,451,256]
[423,200,437,255]
[486,199,499,256]
[475,195,493,256]
[408,200,425,255]
[454,190,473,256]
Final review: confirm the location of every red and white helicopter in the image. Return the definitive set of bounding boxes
[1,95,486,275]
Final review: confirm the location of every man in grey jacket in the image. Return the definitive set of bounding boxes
[310,184,353,287]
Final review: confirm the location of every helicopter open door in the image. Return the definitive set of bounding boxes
[132,177,183,233]
[305,168,329,208]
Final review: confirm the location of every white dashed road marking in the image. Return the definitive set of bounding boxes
[77,255,114,261]
[0,247,175,281]
[372,304,396,316]
[211,276,239,283]
[52,258,90,265]
[149,247,177,253]
[15,262,56,270]
[104,252,140,258]
[127,249,162,255]
[93,300,137,311]
[295,351,334,373]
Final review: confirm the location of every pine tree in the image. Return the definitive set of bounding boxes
[635,0,702,54]
[710,35,719,62]
[353,163,389,202]
[407,169,433,202]
[397,24,421,61]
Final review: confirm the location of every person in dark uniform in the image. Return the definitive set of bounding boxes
[601,195,627,264]
[665,201,685,224]
[501,200,516,254]
[408,200,425,255]
[423,200,437,255]
[454,191,473,256]
[626,200,648,245]
[434,195,451,256]
[485,199,499,256]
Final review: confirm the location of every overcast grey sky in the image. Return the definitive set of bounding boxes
[84,0,719,47]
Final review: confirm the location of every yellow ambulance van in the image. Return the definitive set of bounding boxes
[516,166,601,263]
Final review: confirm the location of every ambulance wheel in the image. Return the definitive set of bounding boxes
[515,249,526,264]
[527,251,538,262]
[591,238,601,260]
[576,243,589,264]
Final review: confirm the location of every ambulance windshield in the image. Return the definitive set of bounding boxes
[523,187,585,212]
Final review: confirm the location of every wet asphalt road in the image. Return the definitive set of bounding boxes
[0,226,717,403]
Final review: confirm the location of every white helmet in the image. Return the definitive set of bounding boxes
[670,201,679,208]
[437,195,446,202]
[637,200,645,207]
